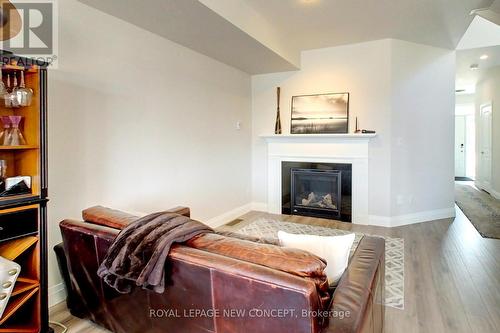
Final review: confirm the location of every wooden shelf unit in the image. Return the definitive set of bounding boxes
[11,278,39,297]
[0,146,39,150]
[0,66,41,200]
[0,53,49,333]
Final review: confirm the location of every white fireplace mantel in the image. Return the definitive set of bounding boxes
[260,133,377,225]
[260,133,376,140]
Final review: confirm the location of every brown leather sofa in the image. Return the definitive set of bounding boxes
[55,206,385,333]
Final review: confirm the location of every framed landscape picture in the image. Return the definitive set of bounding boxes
[291,93,349,134]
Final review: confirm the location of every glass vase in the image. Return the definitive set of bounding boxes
[8,115,26,146]
[0,116,11,145]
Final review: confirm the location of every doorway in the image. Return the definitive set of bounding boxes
[455,103,476,180]
[476,102,492,192]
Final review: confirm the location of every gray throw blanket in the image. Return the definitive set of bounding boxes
[97,212,213,294]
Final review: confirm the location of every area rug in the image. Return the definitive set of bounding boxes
[232,218,405,310]
[455,183,500,239]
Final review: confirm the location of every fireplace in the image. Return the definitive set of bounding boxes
[282,162,352,222]
[291,168,342,219]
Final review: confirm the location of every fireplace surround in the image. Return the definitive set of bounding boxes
[261,133,375,225]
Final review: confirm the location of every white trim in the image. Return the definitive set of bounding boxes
[262,136,373,225]
[251,202,268,212]
[205,203,253,228]
[48,282,66,307]
[475,180,492,193]
[368,207,456,227]
[489,188,500,200]
[367,215,392,227]
[260,133,377,141]
[207,203,456,228]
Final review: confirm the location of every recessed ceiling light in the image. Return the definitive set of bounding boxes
[480,54,489,60]
[470,64,479,70]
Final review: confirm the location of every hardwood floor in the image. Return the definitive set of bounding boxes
[50,207,500,333]
[50,301,109,333]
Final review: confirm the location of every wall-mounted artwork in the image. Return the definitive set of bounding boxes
[291,93,349,134]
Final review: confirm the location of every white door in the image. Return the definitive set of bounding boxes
[455,115,466,177]
[478,103,492,191]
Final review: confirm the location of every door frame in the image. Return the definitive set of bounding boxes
[476,101,492,192]
[455,115,467,177]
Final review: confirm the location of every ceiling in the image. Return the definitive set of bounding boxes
[457,15,500,49]
[78,0,299,74]
[244,0,493,50]
[456,45,500,93]
[78,0,497,74]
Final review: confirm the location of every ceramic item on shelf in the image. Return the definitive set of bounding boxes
[16,71,32,107]
[0,116,11,145]
[8,115,26,145]
[0,69,6,98]
[0,256,21,319]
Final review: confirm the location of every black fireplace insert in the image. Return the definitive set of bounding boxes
[282,162,352,222]
[291,168,342,219]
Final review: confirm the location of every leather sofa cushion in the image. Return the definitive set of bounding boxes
[188,233,331,308]
[188,233,327,279]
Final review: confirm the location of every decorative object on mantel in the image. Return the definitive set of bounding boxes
[274,87,282,134]
[291,92,349,134]
[355,117,360,133]
[354,117,375,134]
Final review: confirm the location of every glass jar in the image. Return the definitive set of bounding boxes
[8,115,26,146]
[0,116,11,145]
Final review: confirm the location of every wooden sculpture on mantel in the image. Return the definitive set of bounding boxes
[274,87,282,134]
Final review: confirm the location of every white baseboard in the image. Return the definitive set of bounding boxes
[367,215,392,227]
[48,282,67,307]
[249,202,455,228]
[369,207,456,227]
[205,203,254,228]
[490,188,500,200]
[251,202,268,212]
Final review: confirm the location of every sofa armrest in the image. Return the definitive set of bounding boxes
[165,206,190,217]
[325,236,385,333]
[81,206,191,229]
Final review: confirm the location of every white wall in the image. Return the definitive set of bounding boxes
[48,0,252,303]
[251,39,456,224]
[252,40,393,217]
[456,93,476,106]
[390,40,456,217]
[475,66,500,196]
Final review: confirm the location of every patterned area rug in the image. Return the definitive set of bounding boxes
[455,183,500,239]
[233,218,405,310]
